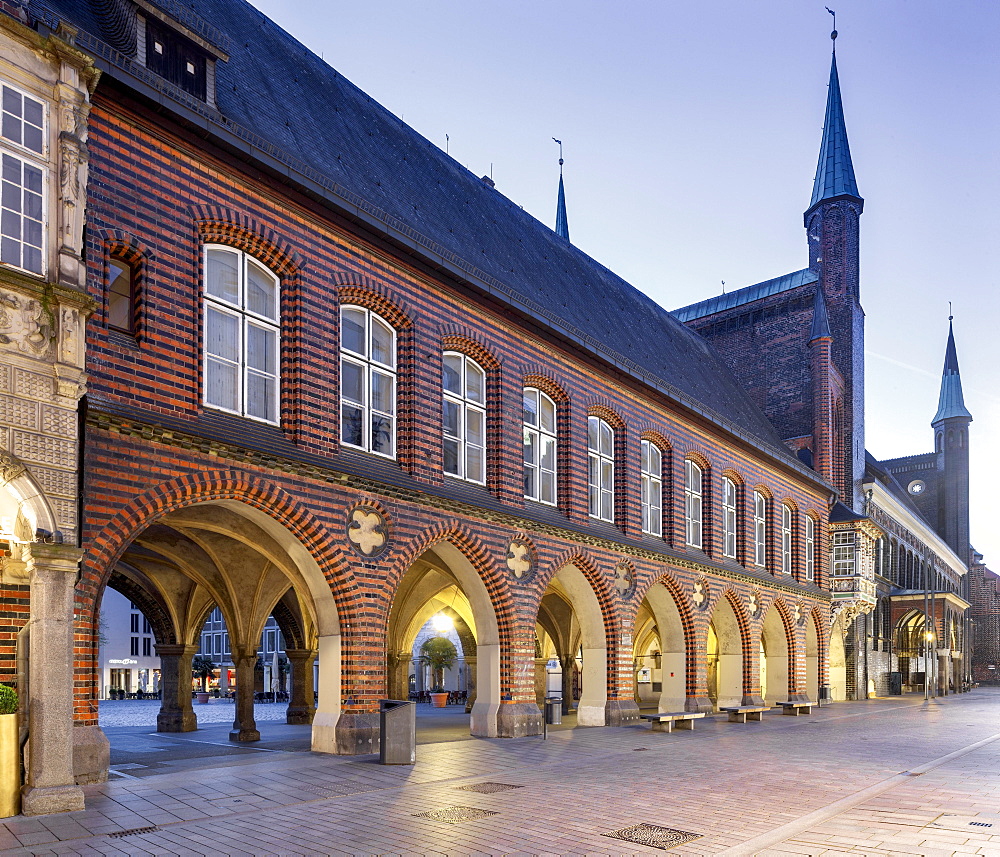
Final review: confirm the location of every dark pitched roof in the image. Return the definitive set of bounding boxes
[673,269,817,323]
[809,52,861,211]
[829,501,865,523]
[35,0,822,469]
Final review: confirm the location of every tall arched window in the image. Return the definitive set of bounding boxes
[340,305,396,456]
[587,416,614,522]
[805,515,815,581]
[753,491,768,567]
[685,460,703,548]
[523,388,556,504]
[722,477,738,559]
[203,245,280,424]
[640,440,662,536]
[781,504,793,574]
[443,352,486,484]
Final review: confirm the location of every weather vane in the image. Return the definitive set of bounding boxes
[552,137,564,173]
[825,7,837,47]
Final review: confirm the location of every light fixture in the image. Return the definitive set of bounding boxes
[432,612,454,632]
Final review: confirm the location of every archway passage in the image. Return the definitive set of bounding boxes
[760,605,790,704]
[633,582,686,712]
[895,609,932,693]
[386,543,500,741]
[97,500,340,759]
[535,564,608,728]
[828,613,849,701]
[707,597,744,709]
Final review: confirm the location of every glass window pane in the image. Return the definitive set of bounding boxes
[540,471,555,504]
[523,389,538,427]
[601,459,613,491]
[206,248,239,304]
[371,369,394,414]
[206,306,239,361]
[341,403,363,447]
[601,491,613,522]
[539,394,556,433]
[589,483,600,517]
[340,358,364,405]
[341,307,366,356]
[371,413,394,455]
[206,357,239,411]
[600,422,613,456]
[587,416,599,451]
[442,398,461,437]
[523,429,537,465]
[540,436,555,471]
[465,361,485,403]
[246,259,277,320]
[246,371,276,421]
[443,353,463,394]
[370,317,394,367]
[466,407,484,445]
[443,438,460,475]
[246,322,277,374]
[466,444,483,482]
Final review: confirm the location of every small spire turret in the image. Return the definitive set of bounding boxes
[553,137,569,242]
[933,317,973,424]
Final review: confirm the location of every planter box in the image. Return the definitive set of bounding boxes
[0,713,19,818]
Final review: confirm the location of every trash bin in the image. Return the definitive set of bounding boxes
[544,697,562,725]
[818,685,832,705]
[888,672,903,696]
[379,699,415,765]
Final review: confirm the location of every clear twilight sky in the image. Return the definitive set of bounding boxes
[250,0,999,565]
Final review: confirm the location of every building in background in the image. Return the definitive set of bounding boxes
[97,588,159,698]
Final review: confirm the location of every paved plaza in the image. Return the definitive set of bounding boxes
[4,691,1000,855]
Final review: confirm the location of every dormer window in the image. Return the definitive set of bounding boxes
[144,17,208,101]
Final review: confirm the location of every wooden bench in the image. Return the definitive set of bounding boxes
[640,712,706,733]
[719,705,769,723]
[776,701,813,715]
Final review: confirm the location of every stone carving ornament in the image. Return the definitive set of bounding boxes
[748,590,760,618]
[692,579,709,610]
[614,560,634,598]
[506,539,532,580]
[0,291,52,357]
[346,506,388,557]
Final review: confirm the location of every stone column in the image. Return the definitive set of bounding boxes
[463,656,477,714]
[534,657,548,707]
[155,644,198,733]
[285,648,316,725]
[560,654,575,715]
[230,648,260,742]
[22,544,85,815]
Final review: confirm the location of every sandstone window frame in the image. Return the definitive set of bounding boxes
[340,304,397,458]
[753,490,768,567]
[722,476,738,560]
[640,439,663,537]
[0,80,46,277]
[523,387,557,505]
[587,415,615,523]
[442,351,486,485]
[684,459,703,548]
[202,243,281,425]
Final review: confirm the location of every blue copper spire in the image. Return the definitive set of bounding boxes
[932,318,973,423]
[553,137,569,241]
[809,285,832,341]
[809,45,862,210]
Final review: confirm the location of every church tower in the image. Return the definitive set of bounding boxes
[804,31,866,509]
[932,318,973,562]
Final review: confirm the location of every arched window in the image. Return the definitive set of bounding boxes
[523,388,556,504]
[340,305,396,456]
[108,257,137,333]
[722,477,738,559]
[781,504,793,574]
[685,460,703,548]
[443,352,486,484]
[805,515,815,581]
[753,491,767,567]
[587,416,614,522]
[203,244,280,424]
[640,440,662,536]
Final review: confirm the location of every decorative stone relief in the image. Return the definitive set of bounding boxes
[59,306,83,367]
[748,590,760,618]
[794,603,805,626]
[346,506,388,557]
[692,579,709,610]
[614,560,634,598]
[0,451,26,485]
[0,291,53,358]
[506,539,532,581]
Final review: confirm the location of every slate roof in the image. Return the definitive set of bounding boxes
[30,0,828,470]
[672,269,818,323]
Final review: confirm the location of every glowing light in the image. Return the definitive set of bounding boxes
[432,612,453,632]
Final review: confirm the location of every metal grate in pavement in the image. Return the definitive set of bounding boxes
[457,782,524,794]
[108,826,160,838]
[603,823,702,850]
[413,805,499,824]
[970,821,994,827]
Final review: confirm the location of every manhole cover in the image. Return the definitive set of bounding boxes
[603,824,702,850]
[458,782,524,794]
[108,826,160,838]
[413,806,499,824]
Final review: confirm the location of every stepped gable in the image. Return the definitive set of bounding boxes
[38,0,804,462]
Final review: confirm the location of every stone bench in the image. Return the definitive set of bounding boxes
[719,705,770,723]
[640,712,706,732]
[776,701,813,715]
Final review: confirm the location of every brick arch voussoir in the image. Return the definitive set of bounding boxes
[585,402,625,433]
[440,331,501,373]
[522,371,570,404]
[191,205,303,277]
[683,449,713,472]
[638,429,673,453]
[94,228,155,266]
[720,467,746,486]
[335,278,413,330]
[534,548,622,644]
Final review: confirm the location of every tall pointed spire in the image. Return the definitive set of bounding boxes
[933,317,973,423]
[553,137,569,242]
[808,29,862,211]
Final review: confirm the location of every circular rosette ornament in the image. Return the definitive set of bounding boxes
[692,579,710,611]
[614,560,635,599]
[506,539,534,582]
[346,506,388,557]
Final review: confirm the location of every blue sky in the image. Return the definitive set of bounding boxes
[249,0,1000,566]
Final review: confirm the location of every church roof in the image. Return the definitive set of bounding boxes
[809,53,862,211]
[35,0,815,468]
[933,320,973,423]
[809,286,831,341]
[672,269,817,322]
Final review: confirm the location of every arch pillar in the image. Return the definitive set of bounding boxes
[284,648,316,725]
[229,647,261,742]
[788,619,810,702]
[463,655,477,713]
[559,653,575,714]
[155,643,198,733]
[22,544,86,816]
[688,622,713,713]
[745,628,765,706]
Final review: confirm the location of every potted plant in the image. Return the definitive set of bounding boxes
[419,637,457,707]
[0,684,20,818]
[192,655,215,704]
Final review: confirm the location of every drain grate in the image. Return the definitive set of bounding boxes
[900,771,924,776]
[970,821,993,828]
[604,824,702,850]
[413,805,499,824]
[108,826,160,838]
[458,782,524,794]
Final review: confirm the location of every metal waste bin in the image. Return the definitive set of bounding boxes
[818,685,832,706]
[379,699,415,765]
[544,697,562,725]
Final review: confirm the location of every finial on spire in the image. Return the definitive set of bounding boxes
[826,7,837,50]
[553,138,569,242]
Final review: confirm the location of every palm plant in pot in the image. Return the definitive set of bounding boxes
[419,636,457,707]
[192,655,215,703]
[0,684,20,818]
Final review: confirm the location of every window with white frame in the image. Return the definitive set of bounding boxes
[685,460,703,548]
[442,352,486,484]
[587,416,614,522]
[203,245,280,424]
[340,306,396,457]
[805,515,815,581]
[722,477,738,559]
[832,531,855,576]
[1,82,46,275]
[753,491,767,566]
[781,504,793,574]
[640,440,662,536]
[523,388,556,504]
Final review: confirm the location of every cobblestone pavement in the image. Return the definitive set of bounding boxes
[4,690,1000,855]
[98,700,290,728]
